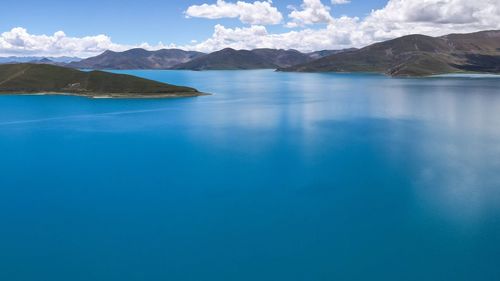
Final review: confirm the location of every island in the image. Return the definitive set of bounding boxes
[0,64,207,98]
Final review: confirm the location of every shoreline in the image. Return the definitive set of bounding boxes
[0,91,211,99]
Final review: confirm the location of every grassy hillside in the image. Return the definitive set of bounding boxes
[0,64,203,98]
[173,48,348,70]
[173,48,279,70]
[280,30,500,76]
[250,49,312,68]
[63,48,354,71]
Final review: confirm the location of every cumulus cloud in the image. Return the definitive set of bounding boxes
[180,19,361,52]
[185,0,283,25]
[286,0,334,28]
[358,0,500,42]
[2,0,500,57]
[183,0,500,52]
[0,27,169,57]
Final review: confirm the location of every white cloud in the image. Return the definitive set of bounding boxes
[358,0,500,42]
[185,0,283,25]
[180,19,361,52]
[2,0,500,57]
[0,27,169,57]
[183,0,500,52]
[286,0,334,28]
[372,0,499,25]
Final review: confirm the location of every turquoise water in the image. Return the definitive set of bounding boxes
[1,70,500,281]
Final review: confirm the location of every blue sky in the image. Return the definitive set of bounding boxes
[0,0,498,57]
[0,0,387,45]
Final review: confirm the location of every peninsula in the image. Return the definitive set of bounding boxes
[279,30,500,77]
[0,64,206,98]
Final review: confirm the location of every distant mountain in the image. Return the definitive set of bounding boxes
[174,48,356,70]
[0,56,81,64]
[172,48,279,70]
[250,49,312,68]
[68,48,205,70]
[62,47,351,71]
[33,58,54,64]
[0,64,203,98]
[28,58,67,66]
[174,48,338,70]
[307,49,357,60]
[280,30,500,76]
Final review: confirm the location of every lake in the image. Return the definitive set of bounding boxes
[1,70,500,281]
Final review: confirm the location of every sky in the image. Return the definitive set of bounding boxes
[1,0,499,57]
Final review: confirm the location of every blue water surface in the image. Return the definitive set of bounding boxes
[1,70,500,281]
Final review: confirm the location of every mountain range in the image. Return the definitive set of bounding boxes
[67,48,205,70]
[2,30,499,76]
[172,48,352,70]
[0,56,81,64]
[173,48,300,70]
[67,48,345,70]
[280,30,500,76]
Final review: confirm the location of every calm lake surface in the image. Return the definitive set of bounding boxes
[1,70,500,281]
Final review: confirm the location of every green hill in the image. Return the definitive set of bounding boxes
[173,48,340,70]
[0,64,205,98]
[280,30,500,76]
[173,48,278,70]
[64,48,351,71]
